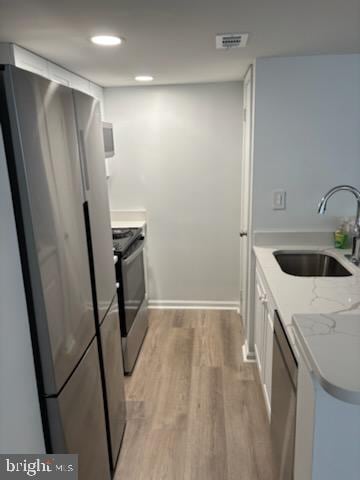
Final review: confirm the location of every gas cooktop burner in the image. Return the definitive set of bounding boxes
[113,228,133,239]
[112,227,143,256]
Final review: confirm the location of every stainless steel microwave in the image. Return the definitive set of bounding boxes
[102,122,115,158]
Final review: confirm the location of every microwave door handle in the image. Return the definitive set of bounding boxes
[123,241,144,266]
[79,130,90,191]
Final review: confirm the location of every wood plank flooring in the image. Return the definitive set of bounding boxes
[115,309,274,480]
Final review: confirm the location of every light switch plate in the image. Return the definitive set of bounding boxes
[272,190,286,210]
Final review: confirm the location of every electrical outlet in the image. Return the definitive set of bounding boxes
[273,190,286,210]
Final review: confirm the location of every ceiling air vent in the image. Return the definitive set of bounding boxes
[216,33,248,49]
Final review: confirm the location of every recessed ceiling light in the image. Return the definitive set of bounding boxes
[91,35,122,46]
[135,75,154,82]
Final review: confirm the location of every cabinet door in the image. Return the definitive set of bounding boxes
[254,279,265,376]
[88,82,104,118]
[13,45,48,77]
[71,75,91,96]
[47,63,72,87]
[263,306,274,416]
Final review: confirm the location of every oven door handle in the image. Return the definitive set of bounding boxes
[122,240,145,266]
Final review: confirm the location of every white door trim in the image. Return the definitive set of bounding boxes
[240,64,256,360]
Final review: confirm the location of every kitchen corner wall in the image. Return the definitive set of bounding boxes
[104,82,243,305]
[252,54,360,231]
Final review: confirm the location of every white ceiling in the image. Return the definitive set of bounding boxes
[0,0,359,86]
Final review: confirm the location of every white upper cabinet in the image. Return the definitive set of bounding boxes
[70,75,91,96]
[47,62,72,86]
[13,45,49,77]
[89,82,104,117]
[0,43,102,108]
[88,82,103,101]
[47,63,91,96]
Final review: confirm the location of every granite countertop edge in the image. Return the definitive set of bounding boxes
[253,244,360,405]
[293,315,360,406]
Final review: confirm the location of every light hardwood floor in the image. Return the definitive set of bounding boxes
[115,309,274,480]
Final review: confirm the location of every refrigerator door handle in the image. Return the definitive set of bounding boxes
[79,129,90,191]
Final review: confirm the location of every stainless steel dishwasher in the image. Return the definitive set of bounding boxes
[271,310,298,480]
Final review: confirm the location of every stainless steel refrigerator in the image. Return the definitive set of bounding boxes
[72,89,127,468]
[0,65,126,478]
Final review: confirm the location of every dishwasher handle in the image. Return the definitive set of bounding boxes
[274,311,298,388]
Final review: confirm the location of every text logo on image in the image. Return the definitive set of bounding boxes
[0,455,78,479]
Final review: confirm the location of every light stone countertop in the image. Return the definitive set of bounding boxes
[293,313,360,405]
[253,244,360,404]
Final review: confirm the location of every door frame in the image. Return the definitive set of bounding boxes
[240,64,256,361]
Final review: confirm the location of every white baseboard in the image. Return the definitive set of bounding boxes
[242,340,256,363]
[148,300,240,311]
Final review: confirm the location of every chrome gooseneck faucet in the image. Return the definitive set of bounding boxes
[318,185,360,265]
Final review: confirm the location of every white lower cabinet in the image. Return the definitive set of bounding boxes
[263,308,273,413]
[254,277,265,375]
[254,266,274,419]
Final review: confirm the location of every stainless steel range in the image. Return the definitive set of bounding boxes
[112,227,148,374]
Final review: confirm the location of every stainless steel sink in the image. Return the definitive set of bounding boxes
[273,251,352,277]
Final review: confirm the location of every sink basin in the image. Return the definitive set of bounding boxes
[273,251,352,277]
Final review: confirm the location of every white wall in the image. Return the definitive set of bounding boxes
[252,54,360,231]
[104,82,243,305]
[0,130,45,453]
